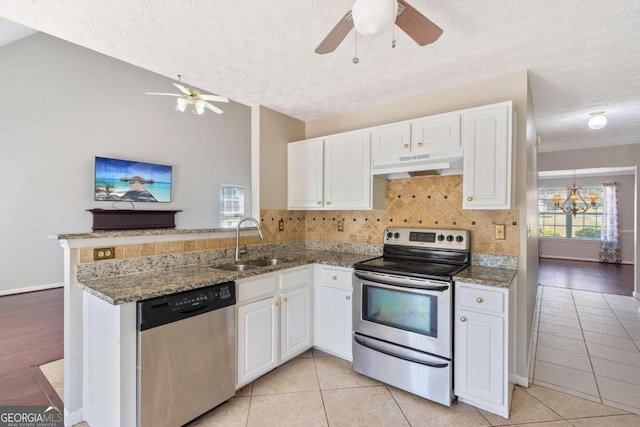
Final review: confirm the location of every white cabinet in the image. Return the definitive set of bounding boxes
[281,285,312,362]
[287,133,384,210]
[371,123,411,158]
[371,114,460,160]
[462,102,513,209]
[454,281,515,418]
[411,113,461,153]
[236,265,313,387]
[287,138,324,209]
[237,296,279,385]
[314,265,353,361]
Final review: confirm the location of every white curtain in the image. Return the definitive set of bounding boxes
[599,182,621,263]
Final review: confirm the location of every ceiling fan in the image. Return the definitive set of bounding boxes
[146,76,229,115]
[315,0,443,54]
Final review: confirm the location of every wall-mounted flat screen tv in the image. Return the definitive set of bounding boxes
[94,157,172,203]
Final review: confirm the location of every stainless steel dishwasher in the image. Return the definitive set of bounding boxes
[137,281,236,427]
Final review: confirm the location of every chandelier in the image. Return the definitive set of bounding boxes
[552,171,598,217]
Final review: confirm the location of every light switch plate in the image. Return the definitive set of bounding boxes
[337,219,345,232]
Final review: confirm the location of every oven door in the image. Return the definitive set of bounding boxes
[353,270,452,358]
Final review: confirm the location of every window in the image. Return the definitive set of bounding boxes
[539,186,603,239]
[219,185,245,228]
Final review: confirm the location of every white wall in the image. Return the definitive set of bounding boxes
[539,174,635,263]
[0,33,251,293]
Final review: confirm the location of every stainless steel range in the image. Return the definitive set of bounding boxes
[353,227,470,406]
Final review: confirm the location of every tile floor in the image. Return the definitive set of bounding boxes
[530,285,640,416]
[185,348,640,426]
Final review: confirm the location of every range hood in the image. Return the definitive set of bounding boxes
[372,148,464,180]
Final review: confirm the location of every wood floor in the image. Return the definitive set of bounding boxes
[539,258,635,296]
[0,288,63,406]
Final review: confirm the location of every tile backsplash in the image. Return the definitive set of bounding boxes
[78,175,518,266]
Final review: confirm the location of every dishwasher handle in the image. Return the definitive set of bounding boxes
[138,281,236,331]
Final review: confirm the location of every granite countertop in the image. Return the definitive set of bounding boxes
[453,265,517,288]
[54,227,247,240]
[78,250,376,305]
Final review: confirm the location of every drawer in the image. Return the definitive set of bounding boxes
[280,266,312,290]
[458,284,505,315]
[318,266,352,286]
[237,274,278,302]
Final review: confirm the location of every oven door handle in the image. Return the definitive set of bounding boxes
[354,334,449,368]
[354,272,449,292]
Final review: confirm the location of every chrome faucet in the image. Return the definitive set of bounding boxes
[235,217,264,262]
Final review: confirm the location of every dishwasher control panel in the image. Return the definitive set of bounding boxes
[138,281,236,331]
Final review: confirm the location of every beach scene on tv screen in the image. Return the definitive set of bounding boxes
[95,157,172,203]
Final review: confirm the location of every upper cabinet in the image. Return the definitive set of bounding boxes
[288,132,385,210]
[287,138,324,209]
[371,113,460,160]
[462,102,514,210]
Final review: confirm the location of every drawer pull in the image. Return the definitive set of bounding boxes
[327,201,332,205]
[476,297,484,304]
[317,201,322,205]
[417,142,423,147]
[403,144,409,148]
[467,196,473,201]
[332,275,337,280]
[346,295,351,300]
[460,316,467,322]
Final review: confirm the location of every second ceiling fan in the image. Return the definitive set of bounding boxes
[315,0,443,54]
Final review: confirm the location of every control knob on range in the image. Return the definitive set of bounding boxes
[393,232,400,239]
[456,235,464,243]
[386,232,393,239]
[446,235,454,242]
[437,234,445,241]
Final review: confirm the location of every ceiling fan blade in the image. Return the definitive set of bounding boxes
[203,102,224,114]
[199,94,229,103]
[396,0,443,46]
[173,83,192,95]
[146,92,181,96]
[315,11,354,54]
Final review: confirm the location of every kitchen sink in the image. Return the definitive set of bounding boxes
[214,264,259,272]
[246,257,297,266]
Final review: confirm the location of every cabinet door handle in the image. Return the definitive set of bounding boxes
[275,301,279,307]
[467,196,473,202]
[403,144,409,148]
[283,297,288,303]
[476,297,483,303]
[417,142,423,147]
[460,316,467,322]
[327,201,332,205]
[317,201,322,205]
[332,275,337,280]
[345,295,351,300]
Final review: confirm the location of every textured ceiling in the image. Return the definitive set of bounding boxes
[1,1,639,152]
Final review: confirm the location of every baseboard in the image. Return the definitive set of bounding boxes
[64,408,84,427]
[0,282,64,296]
[515,374,529,387]
[539,255,634,265]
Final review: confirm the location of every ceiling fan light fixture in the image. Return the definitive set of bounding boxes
[175,97,188,112]
[352,0,398,35]
[194,100,205,115]
[588,111,607,130]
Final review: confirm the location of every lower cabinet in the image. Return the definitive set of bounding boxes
[314,265,353,361]
[454,280,515,418]
[236,265,313,388]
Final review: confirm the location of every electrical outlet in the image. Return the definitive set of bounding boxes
[94,247,115,260]
[337,219,345,232]
[278,218,285,232]
[495,224,505,240]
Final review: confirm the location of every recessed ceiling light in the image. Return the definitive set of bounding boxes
[588,111,607,130]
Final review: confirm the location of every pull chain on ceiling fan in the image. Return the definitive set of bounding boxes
[315,0,442,55]
[146,75,229,115]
